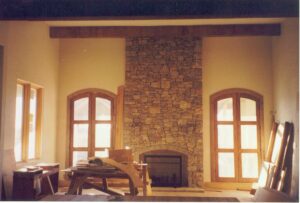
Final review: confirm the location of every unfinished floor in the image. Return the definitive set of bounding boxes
[59,186,254,202]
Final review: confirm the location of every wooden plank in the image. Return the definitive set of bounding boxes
[100,158,143,188]
[50,24,281,38]
[141,165,152,196]
[204,181,252,190]
[280,123,294,193]
[270,122,292,189]
[0,0,298,20]
[265,122,279,162]
[109,149,133,163]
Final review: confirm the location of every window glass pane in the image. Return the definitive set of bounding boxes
[95,149,109,158]
[95,124,111,148]
[242,153,258,178]
[15,84,23,162]
[73,151,88,166]
[28,88,37,159]
[217,125,234,149]
[240,98,257,121]
[218,152,235,178]
[96,98,111,120]
[217,98,233,121]
[74,97,89,120]
[73,124,89,147]
[241,125,257,149]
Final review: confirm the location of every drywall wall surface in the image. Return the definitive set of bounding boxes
[0,22,9,45]
[57,38,125,169]
[272,18,299,200]
[202,36,274,182]
[0,21,59,163]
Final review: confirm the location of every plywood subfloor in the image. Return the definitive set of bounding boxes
[59,186,254,202]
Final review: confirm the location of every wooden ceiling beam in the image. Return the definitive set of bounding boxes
[0,0,298,20]
[49,24,281,38]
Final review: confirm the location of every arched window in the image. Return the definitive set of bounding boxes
[68,89,116,166]
[210,89,263,182]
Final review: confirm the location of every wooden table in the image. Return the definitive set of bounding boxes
[66,158,151,196]
[66,165,138,196]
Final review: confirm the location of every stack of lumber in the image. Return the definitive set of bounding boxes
[252,122,294,196]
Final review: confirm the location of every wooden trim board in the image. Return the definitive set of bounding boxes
[204,182,252,190]
[50,24,281,38]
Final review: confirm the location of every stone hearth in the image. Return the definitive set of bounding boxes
[124,37,203,187]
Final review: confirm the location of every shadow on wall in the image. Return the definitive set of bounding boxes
[0,45,5,200]
[1,149,16,200]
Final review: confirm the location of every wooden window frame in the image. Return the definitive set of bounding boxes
[210,88,263,183]
[16,80,43,162]
[67,89,116,167]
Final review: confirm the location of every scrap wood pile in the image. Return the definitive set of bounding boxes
[252,121,294,194]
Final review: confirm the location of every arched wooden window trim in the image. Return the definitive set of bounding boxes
[210,88,264,182]
[67,88,116,167]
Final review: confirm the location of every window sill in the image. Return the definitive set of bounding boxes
[16,159,41,169]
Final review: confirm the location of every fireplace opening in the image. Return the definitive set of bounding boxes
[144,155,182,187]
[140,150,188,187]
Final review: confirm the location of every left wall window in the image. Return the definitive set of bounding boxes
[14,81,42,162]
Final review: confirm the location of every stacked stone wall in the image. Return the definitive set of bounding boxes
[124,37,203,187]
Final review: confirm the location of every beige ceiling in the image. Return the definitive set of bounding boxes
[45,18,285,26]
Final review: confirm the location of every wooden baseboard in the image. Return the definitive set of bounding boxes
[204,182,252,191]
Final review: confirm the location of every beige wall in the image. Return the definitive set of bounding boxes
[56,39,125,169]
[57,36,276,181]
[0,21,59,163]
[0,19,297,193]
[202,36,274,182]
[272,18,299,199]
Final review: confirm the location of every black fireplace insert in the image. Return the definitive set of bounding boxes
[144,155,182,187]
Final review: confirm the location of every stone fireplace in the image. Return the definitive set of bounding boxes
[124,37,203,187]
